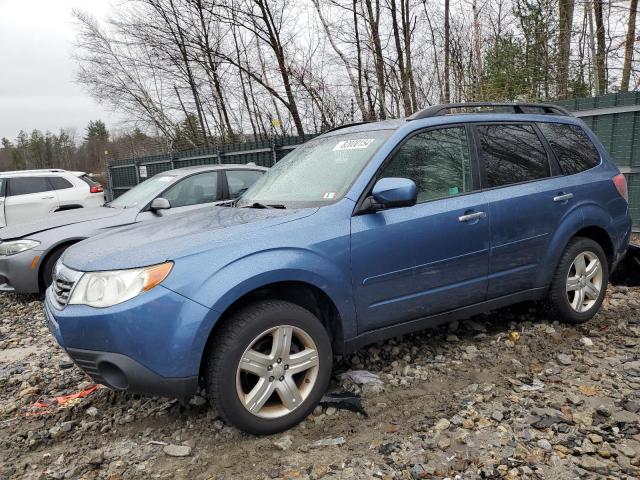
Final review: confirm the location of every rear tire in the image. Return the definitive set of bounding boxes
[548,237,608,324]
[205,300,332,435]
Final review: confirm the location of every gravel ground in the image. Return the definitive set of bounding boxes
[1,285,639,480]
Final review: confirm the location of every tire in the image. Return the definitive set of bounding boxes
[548,237,609,324]
[41,246,68,291]
[205,300,332,435]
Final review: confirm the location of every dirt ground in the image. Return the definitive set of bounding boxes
[1,282,640,479]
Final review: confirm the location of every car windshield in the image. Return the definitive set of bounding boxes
[110,174,177,209]
[236,130,392,208]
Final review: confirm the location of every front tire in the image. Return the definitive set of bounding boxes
[548,237,608,324]
[205,300,332,435]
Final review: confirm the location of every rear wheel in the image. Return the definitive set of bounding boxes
[205,300,332,435]
[548,237,608,324]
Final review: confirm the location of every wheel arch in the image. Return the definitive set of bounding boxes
[198,280,346,383]
[38,238,85,291]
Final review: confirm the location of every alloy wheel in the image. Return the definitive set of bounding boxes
[566,251,603,313]
[235,325,319,419]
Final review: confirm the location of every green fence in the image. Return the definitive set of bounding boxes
[107,93,640,229]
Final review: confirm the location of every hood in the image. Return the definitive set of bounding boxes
[0,207,125,240]
[62,206,316,271]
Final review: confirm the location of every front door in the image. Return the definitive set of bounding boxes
[4,176,59,225]
[351,126,490,333]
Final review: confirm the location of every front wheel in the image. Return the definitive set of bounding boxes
[205,300,332,435]
[548,237,609,324]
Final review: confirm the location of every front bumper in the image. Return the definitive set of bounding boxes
[44,285,219,399]
[0,248,43,293]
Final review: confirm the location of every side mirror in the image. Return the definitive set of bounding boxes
[366,177,417,211]
[150,197,171,211]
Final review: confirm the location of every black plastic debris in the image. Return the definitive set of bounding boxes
[611,242,640,286]
[319,391,368,417]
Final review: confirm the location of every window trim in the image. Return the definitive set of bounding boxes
[471,121,562,192]
[353,123,482,215]
[535,122,603,176]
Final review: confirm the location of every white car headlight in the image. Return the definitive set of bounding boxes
[0,239,40,256]
[69,262,173,308]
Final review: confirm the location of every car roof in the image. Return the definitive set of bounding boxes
[159,164,269,177]
[0,169,75,177]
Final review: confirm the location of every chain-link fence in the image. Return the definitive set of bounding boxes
[107,92,640,229]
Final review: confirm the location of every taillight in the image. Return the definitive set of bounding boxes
[90,185,104,194]
[612,173,628,202]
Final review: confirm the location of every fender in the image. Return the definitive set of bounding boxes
[186,246,357,340]
[537,200,614,287]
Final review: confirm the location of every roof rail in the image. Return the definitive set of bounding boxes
[0,168,66,175]
[407,102,572,121]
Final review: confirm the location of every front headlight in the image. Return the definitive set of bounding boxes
[0,239,40,256]
[68,262,173,308]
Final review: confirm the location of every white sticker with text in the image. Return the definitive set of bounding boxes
[332,138,375,151]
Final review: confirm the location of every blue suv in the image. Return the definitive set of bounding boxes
[44,103,631,434]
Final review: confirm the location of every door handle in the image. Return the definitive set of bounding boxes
[553,193,574,203]
[458,211,486,222]
[41,196,55,200]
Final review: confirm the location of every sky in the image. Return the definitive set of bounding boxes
[0,0,124,142]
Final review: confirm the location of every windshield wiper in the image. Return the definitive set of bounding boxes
[242,202,286,209]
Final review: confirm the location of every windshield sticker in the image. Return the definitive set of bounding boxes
[157,176,173,182]
[332,138,376,151]
[322,192,336,200]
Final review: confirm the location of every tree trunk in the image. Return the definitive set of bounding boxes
[444,0,451,103]
[557,0,575,99]
[592,0,607,95]
[364,0,387,119]
[389,0,412,115]
[621,0,638,92]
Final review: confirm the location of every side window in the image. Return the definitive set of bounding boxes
[7,177,52,196]
[48,176,74,190]
[226,170,264,198]
[162,172,218,208]
[476,123,550,188]
[537,123,600,175]
[379,127,473,203]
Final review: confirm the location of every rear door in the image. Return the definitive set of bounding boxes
[4,176,60,225]
[47,176,78,209]
[0,178,6,228]
[473,122,567,298]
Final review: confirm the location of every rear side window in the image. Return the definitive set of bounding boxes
[7,177,52,196]
[48,176,74,190]
[537,123,600,175]
[226,170,264,198]
[476,124,550,188]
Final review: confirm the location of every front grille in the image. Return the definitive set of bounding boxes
[51,262,82,309]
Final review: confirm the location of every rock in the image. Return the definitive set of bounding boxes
[86,406,99,417]
[581,439,597,454]
[574,456,613,475]
[597,448,612,459]
[588,433,603,444]
[537,439,552,451]
[189,395,207,407]
[325,406,337,416]
[411,464,429,479]
[557,353,573,365]
[273,435,293,451]
[437,436,451,450]
[491,410,504,422]
[339,370,383,394]
[309,437,345,448]
[573,410,593,426]
[580,337,594,347]
[434,418,451,431]
[617,444,636,458]
[163,444,192,457]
